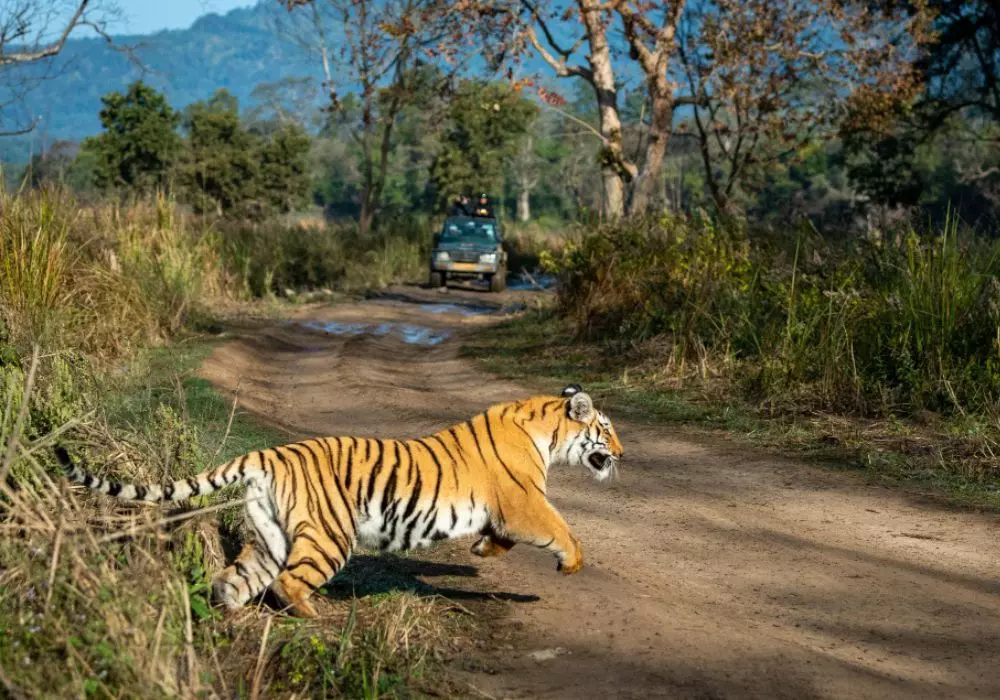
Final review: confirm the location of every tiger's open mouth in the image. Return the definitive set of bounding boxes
[588,452,612,471]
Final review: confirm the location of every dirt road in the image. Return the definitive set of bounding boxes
[200,284,1000,700]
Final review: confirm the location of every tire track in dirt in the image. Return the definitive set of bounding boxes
[200,285,1000,700]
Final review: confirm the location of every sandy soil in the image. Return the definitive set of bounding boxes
[199,283,1000,700]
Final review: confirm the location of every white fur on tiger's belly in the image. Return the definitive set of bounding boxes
[355,498,490,552]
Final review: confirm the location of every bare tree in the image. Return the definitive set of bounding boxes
[247,76,320,130]
[616,0,699,216]
[474,0,930,220]
[0,0,121,135]
[280,0,467,233]
[472,0,698,218]
[511,0,632,220]
[675,0,932,215]
[507,133,539,221]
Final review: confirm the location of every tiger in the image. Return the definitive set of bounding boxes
[55,384,623,618]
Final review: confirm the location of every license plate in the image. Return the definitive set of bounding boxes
[449,262,485,272]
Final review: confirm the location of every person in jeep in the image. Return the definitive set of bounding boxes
[429,215,507,292]
[472,193,493,218]
[449,194,471,217]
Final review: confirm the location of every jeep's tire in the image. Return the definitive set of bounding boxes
[430,271,445,289]
[489,267,506,293]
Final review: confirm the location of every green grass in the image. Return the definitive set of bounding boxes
[105,339,278,456]
[464,309,1000,511]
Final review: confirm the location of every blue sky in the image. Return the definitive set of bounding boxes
[118,0,255,34]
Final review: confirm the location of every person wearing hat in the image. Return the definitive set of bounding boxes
[473,193,493,218]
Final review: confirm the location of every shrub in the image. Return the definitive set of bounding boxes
[547,212,752,368]
[547,212,1000,416]
[0,188,227,359]
[221,213,427,296]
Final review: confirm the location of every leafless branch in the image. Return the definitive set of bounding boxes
[0,0,91,66]
[957,164,1000,183]
[524,25,592,82]
[0,118,38,137]
[80,18,145,72]
[538,98,606,144]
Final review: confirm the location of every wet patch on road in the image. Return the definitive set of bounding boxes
[292,319,452,346]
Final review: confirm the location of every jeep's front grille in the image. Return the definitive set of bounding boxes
[451,251,480,263]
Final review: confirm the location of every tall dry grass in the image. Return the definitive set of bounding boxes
[0,350,464,698]
[0,189,77,347]
[221,213,428,297]
[0,188,431,360]
[0,189,228,360]
[0,188,469,698]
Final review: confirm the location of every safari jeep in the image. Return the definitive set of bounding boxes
[429,215,508,292]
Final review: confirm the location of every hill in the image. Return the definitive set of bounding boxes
[0,2,326,164]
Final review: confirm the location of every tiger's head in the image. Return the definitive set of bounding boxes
[555,384,623,482]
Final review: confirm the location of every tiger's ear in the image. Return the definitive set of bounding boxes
[561,384,583,397]
[567,391,593,422]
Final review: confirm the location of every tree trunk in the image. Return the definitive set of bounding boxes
[602,170,625,220]
[358,199,375,235]
[357,81,401,236]
[628,77,673,216]
[517,187,531,221]
[580,2,632,221]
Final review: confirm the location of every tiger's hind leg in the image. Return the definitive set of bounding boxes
[212,483,288,611]
[471,526,516,558]
[212,543,280,610]
[271,528,350,618]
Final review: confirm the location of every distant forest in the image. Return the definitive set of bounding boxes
[2,0,998,233]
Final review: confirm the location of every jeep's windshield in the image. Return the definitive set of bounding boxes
[439,216,498,244]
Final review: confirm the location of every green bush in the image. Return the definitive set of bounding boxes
[547,212,752,361]
[547,213,1000,416]
[221,214,428,296]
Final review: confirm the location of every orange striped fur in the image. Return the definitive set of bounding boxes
[56,385,623,617]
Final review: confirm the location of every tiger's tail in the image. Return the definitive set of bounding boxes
[54,445,263,503]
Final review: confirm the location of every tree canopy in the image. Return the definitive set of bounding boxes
[84,81,181,192]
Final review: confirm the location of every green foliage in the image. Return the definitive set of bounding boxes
[23,141,97,193]
[549,213,752,350]
[548,214,1000,416]
[258,122,312,214]
[842,130,926,208]
[916,0,1000,123]
[221,215,427,296]
[272,594,449,698]
[176,89,261,216]
[84,81,182,193]
[428,81,539,208]
[843,117,1000,227]
[171,531,220,623]
[175,90,312,218]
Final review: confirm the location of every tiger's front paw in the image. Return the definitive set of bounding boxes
[557,542,583,575]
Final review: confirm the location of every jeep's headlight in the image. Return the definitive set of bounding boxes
[478,252,497,264]
[435,251,450,262]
